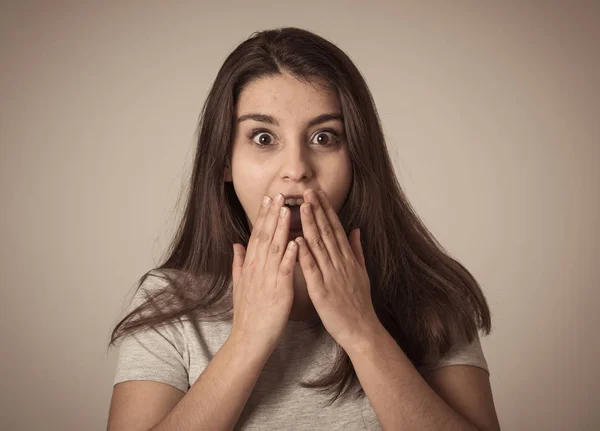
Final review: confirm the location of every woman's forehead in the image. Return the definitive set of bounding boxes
[237,74,339,115]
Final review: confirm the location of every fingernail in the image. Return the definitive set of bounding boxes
[276,193,285,205]
[262,196,271,207]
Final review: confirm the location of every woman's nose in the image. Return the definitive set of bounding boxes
[280,143,312,181]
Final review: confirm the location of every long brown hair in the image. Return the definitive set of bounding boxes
[110,27,491,406]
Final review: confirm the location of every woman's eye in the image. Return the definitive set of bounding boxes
[311,131,339,146]
[252,132,275,147]
[248,129,341,149]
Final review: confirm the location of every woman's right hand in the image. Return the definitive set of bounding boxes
[230,193,298,350]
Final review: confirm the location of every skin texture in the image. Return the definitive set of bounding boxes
[225,71,353,321]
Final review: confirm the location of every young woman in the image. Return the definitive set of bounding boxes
[107,27,501,430]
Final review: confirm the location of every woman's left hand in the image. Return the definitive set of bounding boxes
[295,189,381,350]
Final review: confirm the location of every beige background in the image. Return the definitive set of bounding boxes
[1,1,599,430]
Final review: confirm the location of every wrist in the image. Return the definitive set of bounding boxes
[339,317,388,356]
[228,329,278,358]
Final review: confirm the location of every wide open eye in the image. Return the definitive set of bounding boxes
[248,128,342,150]
[251,131,275,147]
[311,130,340,146]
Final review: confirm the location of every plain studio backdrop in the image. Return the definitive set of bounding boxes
[1,1,598,430]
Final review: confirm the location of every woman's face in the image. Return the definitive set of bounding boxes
[227,72,352,242]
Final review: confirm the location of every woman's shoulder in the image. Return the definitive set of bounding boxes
[127,268,225,312]
[418,333,490,376]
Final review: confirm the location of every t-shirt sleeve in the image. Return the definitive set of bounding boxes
[112,273,190,393]
[418,333,490,376]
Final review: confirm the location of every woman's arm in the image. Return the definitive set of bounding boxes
[107,331,274,431]
[423,365,500,431]
[345,323,501,431]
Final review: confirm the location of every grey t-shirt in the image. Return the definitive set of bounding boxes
[113,273,489,430]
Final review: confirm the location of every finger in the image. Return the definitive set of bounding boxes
[294,236,324,294]
[299,201,332,272]
[232,243,246,289]
[316,189,354,259]
[266,203,292,273]
[252,193,285,265]
[246,195,273,263]
[277,239,298,286]
[304,189,342,266]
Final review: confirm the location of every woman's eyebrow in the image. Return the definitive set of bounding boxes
[237,113,344,127]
